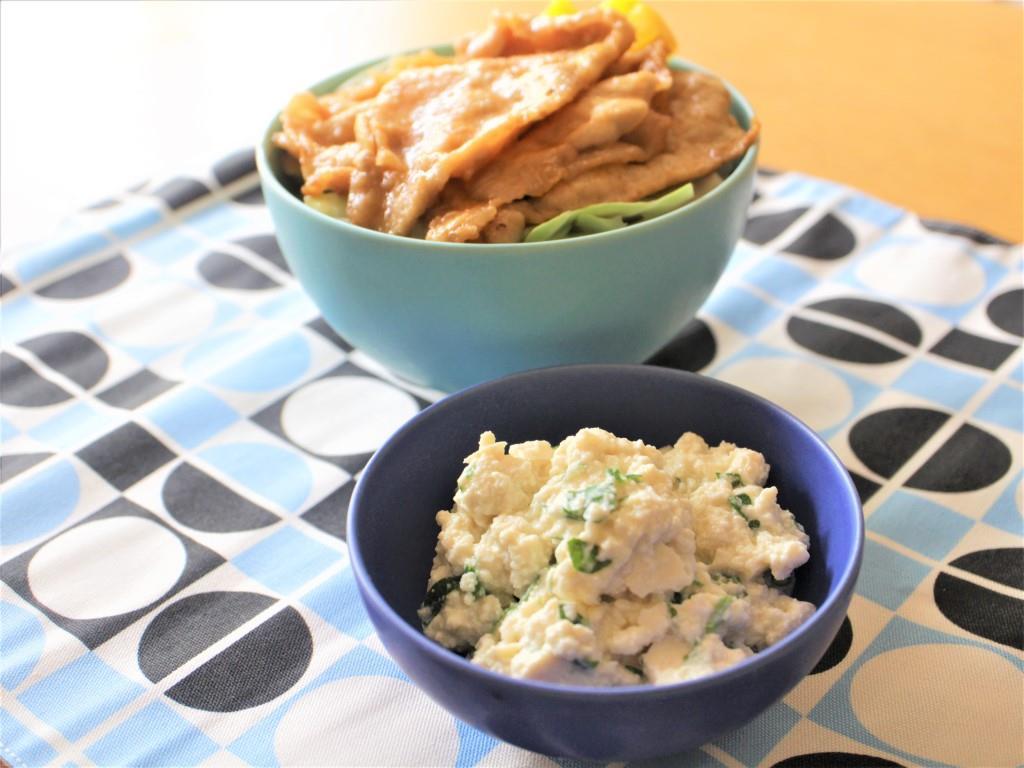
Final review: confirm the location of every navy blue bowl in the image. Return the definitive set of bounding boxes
[348,365,863,761]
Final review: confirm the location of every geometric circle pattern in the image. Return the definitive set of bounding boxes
[2,153,1020,768]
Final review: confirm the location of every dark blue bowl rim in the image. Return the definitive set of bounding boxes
[347,364,864,699]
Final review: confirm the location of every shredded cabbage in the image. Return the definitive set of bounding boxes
[524,181,695,243]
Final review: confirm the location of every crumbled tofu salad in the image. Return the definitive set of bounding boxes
[418,428,815,686]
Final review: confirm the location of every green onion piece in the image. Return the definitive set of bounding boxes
[523,181,695,243]
[304,192,348,220]
[463,565,486,598]
[457,464,475,492]
[563,480,619,521]
[524,210,576,242]
[625,664,645,678]
[574,212,626,233]
[572,658,599,670]
[567,538,612,573]
[716,472,743,488]
[668,602,677,618]
[559,604,586,625]
[705,596,734,633]
[607,468,643,484]
[671,579,704,603]
[421,576,461,620]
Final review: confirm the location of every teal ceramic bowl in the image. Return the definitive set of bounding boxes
[257,52,758,393]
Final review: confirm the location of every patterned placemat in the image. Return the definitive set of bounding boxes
[1,148,1021,768]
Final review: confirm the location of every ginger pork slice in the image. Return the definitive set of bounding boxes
[425,65,670,243]
[273,50,453,193]
[345,9,634,235]
[511,70,761,225]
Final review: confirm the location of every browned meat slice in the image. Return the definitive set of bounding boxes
[563,141,648,177]
[604,39,671,83]
[512,70,760,224]
[458,9,631,58]
[273,50,452,186]
[424,68,666,242]
[345,9,633,235]
[482,209,527,243]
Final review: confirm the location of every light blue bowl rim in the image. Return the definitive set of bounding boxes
[256,51,760,252]
[347,364,865,700]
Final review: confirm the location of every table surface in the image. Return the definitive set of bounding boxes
[1,4,1022,763]
[1,1,1021,249]
[2,155,1021,768]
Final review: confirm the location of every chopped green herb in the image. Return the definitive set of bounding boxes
[705,596,734,633]
[625,664,645,678]
[421,576,461,621]
[729,494,759,530]
[668,602,677,618]
[712,572,742,584]
[607,467,643,484]
[717,472,743,488]
[572,658,599,670]
[558,604,586,625]
[671,579,704,603]
[567,538,612,573]
[563,480,619,521]
[463,565,487,598]
[457,464,476,492]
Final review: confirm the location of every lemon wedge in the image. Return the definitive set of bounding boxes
[600,0,677,53]
[543,0,578,16]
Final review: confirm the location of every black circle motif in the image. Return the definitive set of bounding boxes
[36,254,131,300]
[164,606,313,711]
[782,212,856,261]
[647,319,717,372]
[139,591,276,683]
[198,252,280,291]
[849,408,948,479]
[162,463,279,532]
[236,234,289,273]
[772,753,904,768]
[787,297,921,364]
[986,288,1023,337]
[809,615,853,674]
[848,408,1011,493]
[0,353,72,407]
[933,573,1023,650]
[949,548,1023,590]
[21,331,110,391]
[744,207,808,245]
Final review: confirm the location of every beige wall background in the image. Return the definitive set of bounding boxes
[2,1,1021,248]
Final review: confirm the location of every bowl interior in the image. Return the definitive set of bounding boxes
[352,366,862,642]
